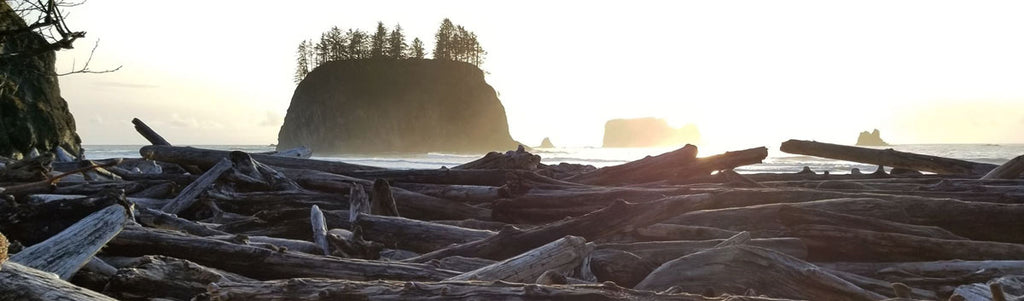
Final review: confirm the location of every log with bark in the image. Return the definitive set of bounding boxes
[780,139,998,175]
[635,245,885,301]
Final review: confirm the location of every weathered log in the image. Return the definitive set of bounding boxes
[776,205,966,240]
[214,208,352,240]
[0,153,53,182]
[492,186,693,224]
[348,168,582,188]
[635,245,885,301]
[106,226,457,281]
[783,224,1024,262]
[266,146,313,158]
[454,146,541,170]
[431,219,521,231]
[131,118,172,146]
[135,206,228,236]
[161,158,232,214]
[429,256,496,273]
[448,236,591,282]
[0,262,118,301]
[817,260,1024,292]
[105,255,248,300]
[199,278,793,301]
[326,228,384,259]
[587,248,656,288]
[354,213,495,253]
[605,224,739,243]
[567,146,769,186]
[206,190,350,215]
[10,204,128,279]
[668,188,1024,243]
[310,205,330,255]
[348,183,369,222]
[140,145,383,174]
[207,235,322,255]
[0,190,126,245]
[952,276,1024,301]
[406,193,714,262]
[221,151,303,192]
[598,238,808,265]
[370,178,400,216]
[982,154,1024,179]
[825,269,937,300]
[280,167,492,221]
[780,139,997,175]
[392,182,508,204]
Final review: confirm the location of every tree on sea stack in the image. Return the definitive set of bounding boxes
[409,37,426,59]
[371,21,388,58]
[387,24,407,59]
[433,18,456,61]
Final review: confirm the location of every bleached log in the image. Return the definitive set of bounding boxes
[105,226,456,281]
[636,245,885,301]
[310,205,331,255]
[326,228,383,259]
[207,235,321,255]
[393,182,509,204]
[10,204,128,280]
[206,190,349,215]
[775,205,966,240]
[447,236,591,282]
[406,193,714,262]
[268,146,312,158]
[598,238,808,265]
[825,269,937,300]
[200,278,792,301]
[0,262,118,301]
[161,158,232,214]
[609,224,738,243]
[780,139,997,175]
[430,256,496,273]
[982,155,1024,179]
[952,276,1024,301]
[354,213,495,253]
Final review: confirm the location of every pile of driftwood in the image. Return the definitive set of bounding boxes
[1,120,1023,301]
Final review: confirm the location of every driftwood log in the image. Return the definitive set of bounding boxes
[0,262,117,301]
[354,213,495,253]
[635,245,884,301]
[982,154,1024,179]
[105,226,457,281]
[140,145,383,174]
[448,235,591,282]
[10,204,128,279]
[780,139,997,175]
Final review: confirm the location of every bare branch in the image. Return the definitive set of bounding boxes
[56,39,122,76]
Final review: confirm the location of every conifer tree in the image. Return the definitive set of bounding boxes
[294,40,310,84]
[371,21,388,58]
[409,37,426,59]
[348,29,369,59]
[387,24,407,59]
[433,18,455,60]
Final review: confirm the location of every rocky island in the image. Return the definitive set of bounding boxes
[277,59,520,154]
[602,117,700,148]
[856,129,889,146]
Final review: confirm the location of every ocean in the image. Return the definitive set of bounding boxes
[83,143,1024,174]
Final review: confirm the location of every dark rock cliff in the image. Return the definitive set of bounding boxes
[277,59,519,154]
[602,117,700,148]
[856,129,889,146]
[0,2,82,158]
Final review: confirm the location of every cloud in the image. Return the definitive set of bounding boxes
[90,115,104,124]
[258,111,282,127]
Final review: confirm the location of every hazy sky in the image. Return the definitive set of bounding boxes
[55,1,1024,149]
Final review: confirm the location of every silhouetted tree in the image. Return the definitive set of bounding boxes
[294,40,311,84]
[371,21,388,58]
[386,24,407,59]
[433,18,455,60]
[348,29,370,59]
[326,26,348,61]
[408,37,426,59]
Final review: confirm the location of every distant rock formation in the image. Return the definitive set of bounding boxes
[602,118,700,148]
[856,129,889,146]
[0,2,82,158]
[538,137,555,148]
[277,59,520,154]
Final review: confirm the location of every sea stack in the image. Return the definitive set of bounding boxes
[856,129,889,146]
[277,59,519,154]
[602,117,700,148]
[539,137,555,148]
